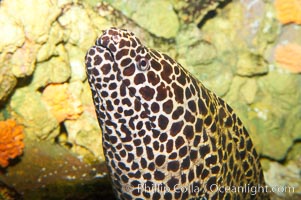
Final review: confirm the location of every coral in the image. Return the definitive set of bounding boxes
[275,43,301,73]
[42,83,83,123]
[0,119,24,168]
[274,0,301,24]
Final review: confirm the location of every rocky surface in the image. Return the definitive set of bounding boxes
[0,0,300,199]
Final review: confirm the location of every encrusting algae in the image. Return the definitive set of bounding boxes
[0,119,24,168]
[42,83,83,123]
[275,43,301,73]
[274,0,301,24]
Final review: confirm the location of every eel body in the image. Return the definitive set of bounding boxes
[85,27,270,200]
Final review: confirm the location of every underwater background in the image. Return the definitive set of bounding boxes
[0,0,300,199]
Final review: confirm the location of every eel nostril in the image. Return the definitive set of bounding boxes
[112,34,121,44]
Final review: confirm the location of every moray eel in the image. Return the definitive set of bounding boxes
[85,27,270,200]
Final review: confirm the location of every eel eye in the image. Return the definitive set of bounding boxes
[137,57,150,71]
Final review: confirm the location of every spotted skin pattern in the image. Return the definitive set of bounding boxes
[85,27,270,200]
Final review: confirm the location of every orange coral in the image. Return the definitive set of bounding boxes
[0,119,24,168]
[42,83,83,122]
[274,0,301,24]
[275,43,301,73]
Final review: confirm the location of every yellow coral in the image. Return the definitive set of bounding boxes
[0,119,24,168]
[42,83,83,122]
[274,0,301,24]
[275,43,301,73]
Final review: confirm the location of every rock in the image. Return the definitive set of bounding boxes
[241,78,257,104]
[236,52,269,76]
[62,81,104,161]
[247,71,301,160]
[177,25,217,66]
[223,76,250,105]
[239,0,279,51]
[265,24,301,65]
[36,22,68,62]
[10,41,41,78]
[0,0,63,78]
[132,0,179,38]
[264,161,301,196]
[172,0,228,24]
[64,114,104,161]
[9,88,59,140]
[287,142,301,164]
[66,44,87,82]
[176,25,234,97]
[0,180,22,200]
[32,47,71,89]
[0,0,61,44]
[0,67,17,102]
[58,5,99,50]
[0,10,25,53]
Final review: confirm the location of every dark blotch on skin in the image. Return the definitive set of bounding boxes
[156,83,168,101]
[146,146,154,160]
[154,170,165,180]
[177,70,187,86]
[159,133,168,142]
[160,60,173,83]
[188,100,197,113]
[175,136,185,149]
[198,98,208,115]
[170,121,184,136]
[150,59,162,71]
[139,86,155,101]
[166,139,173,153]
[179,146,188,157]
[153,141,159,151]
[162,99,173,114]
[172,106,184,120]
[151,102,160,113]
[158,115,169,130]
[136,147,143,157]
[123,64,135,76]
[193,135,201,147]
[204,115,212,126]
[190,150,198,161]
[147,71,160,86]
[91,67,100,76]
[167,160,179,172]
[167,177,179,189]
[181,156,190,170]
[93,54,102,65]
[200,145,210,158]
[172,82,184,104]
[116,49,129,60]
[205,155,217,167]
[134,73,146,85]
[184,110,195,123]
[195,118,203,133]
[225,116,233,127]
[183,125,194,140]
[155,155,166,166]
[188,169,195,182]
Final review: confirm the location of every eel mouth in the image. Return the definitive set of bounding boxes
[97,43,115,62]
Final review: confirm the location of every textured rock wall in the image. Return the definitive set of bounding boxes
[0,0,300,178]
